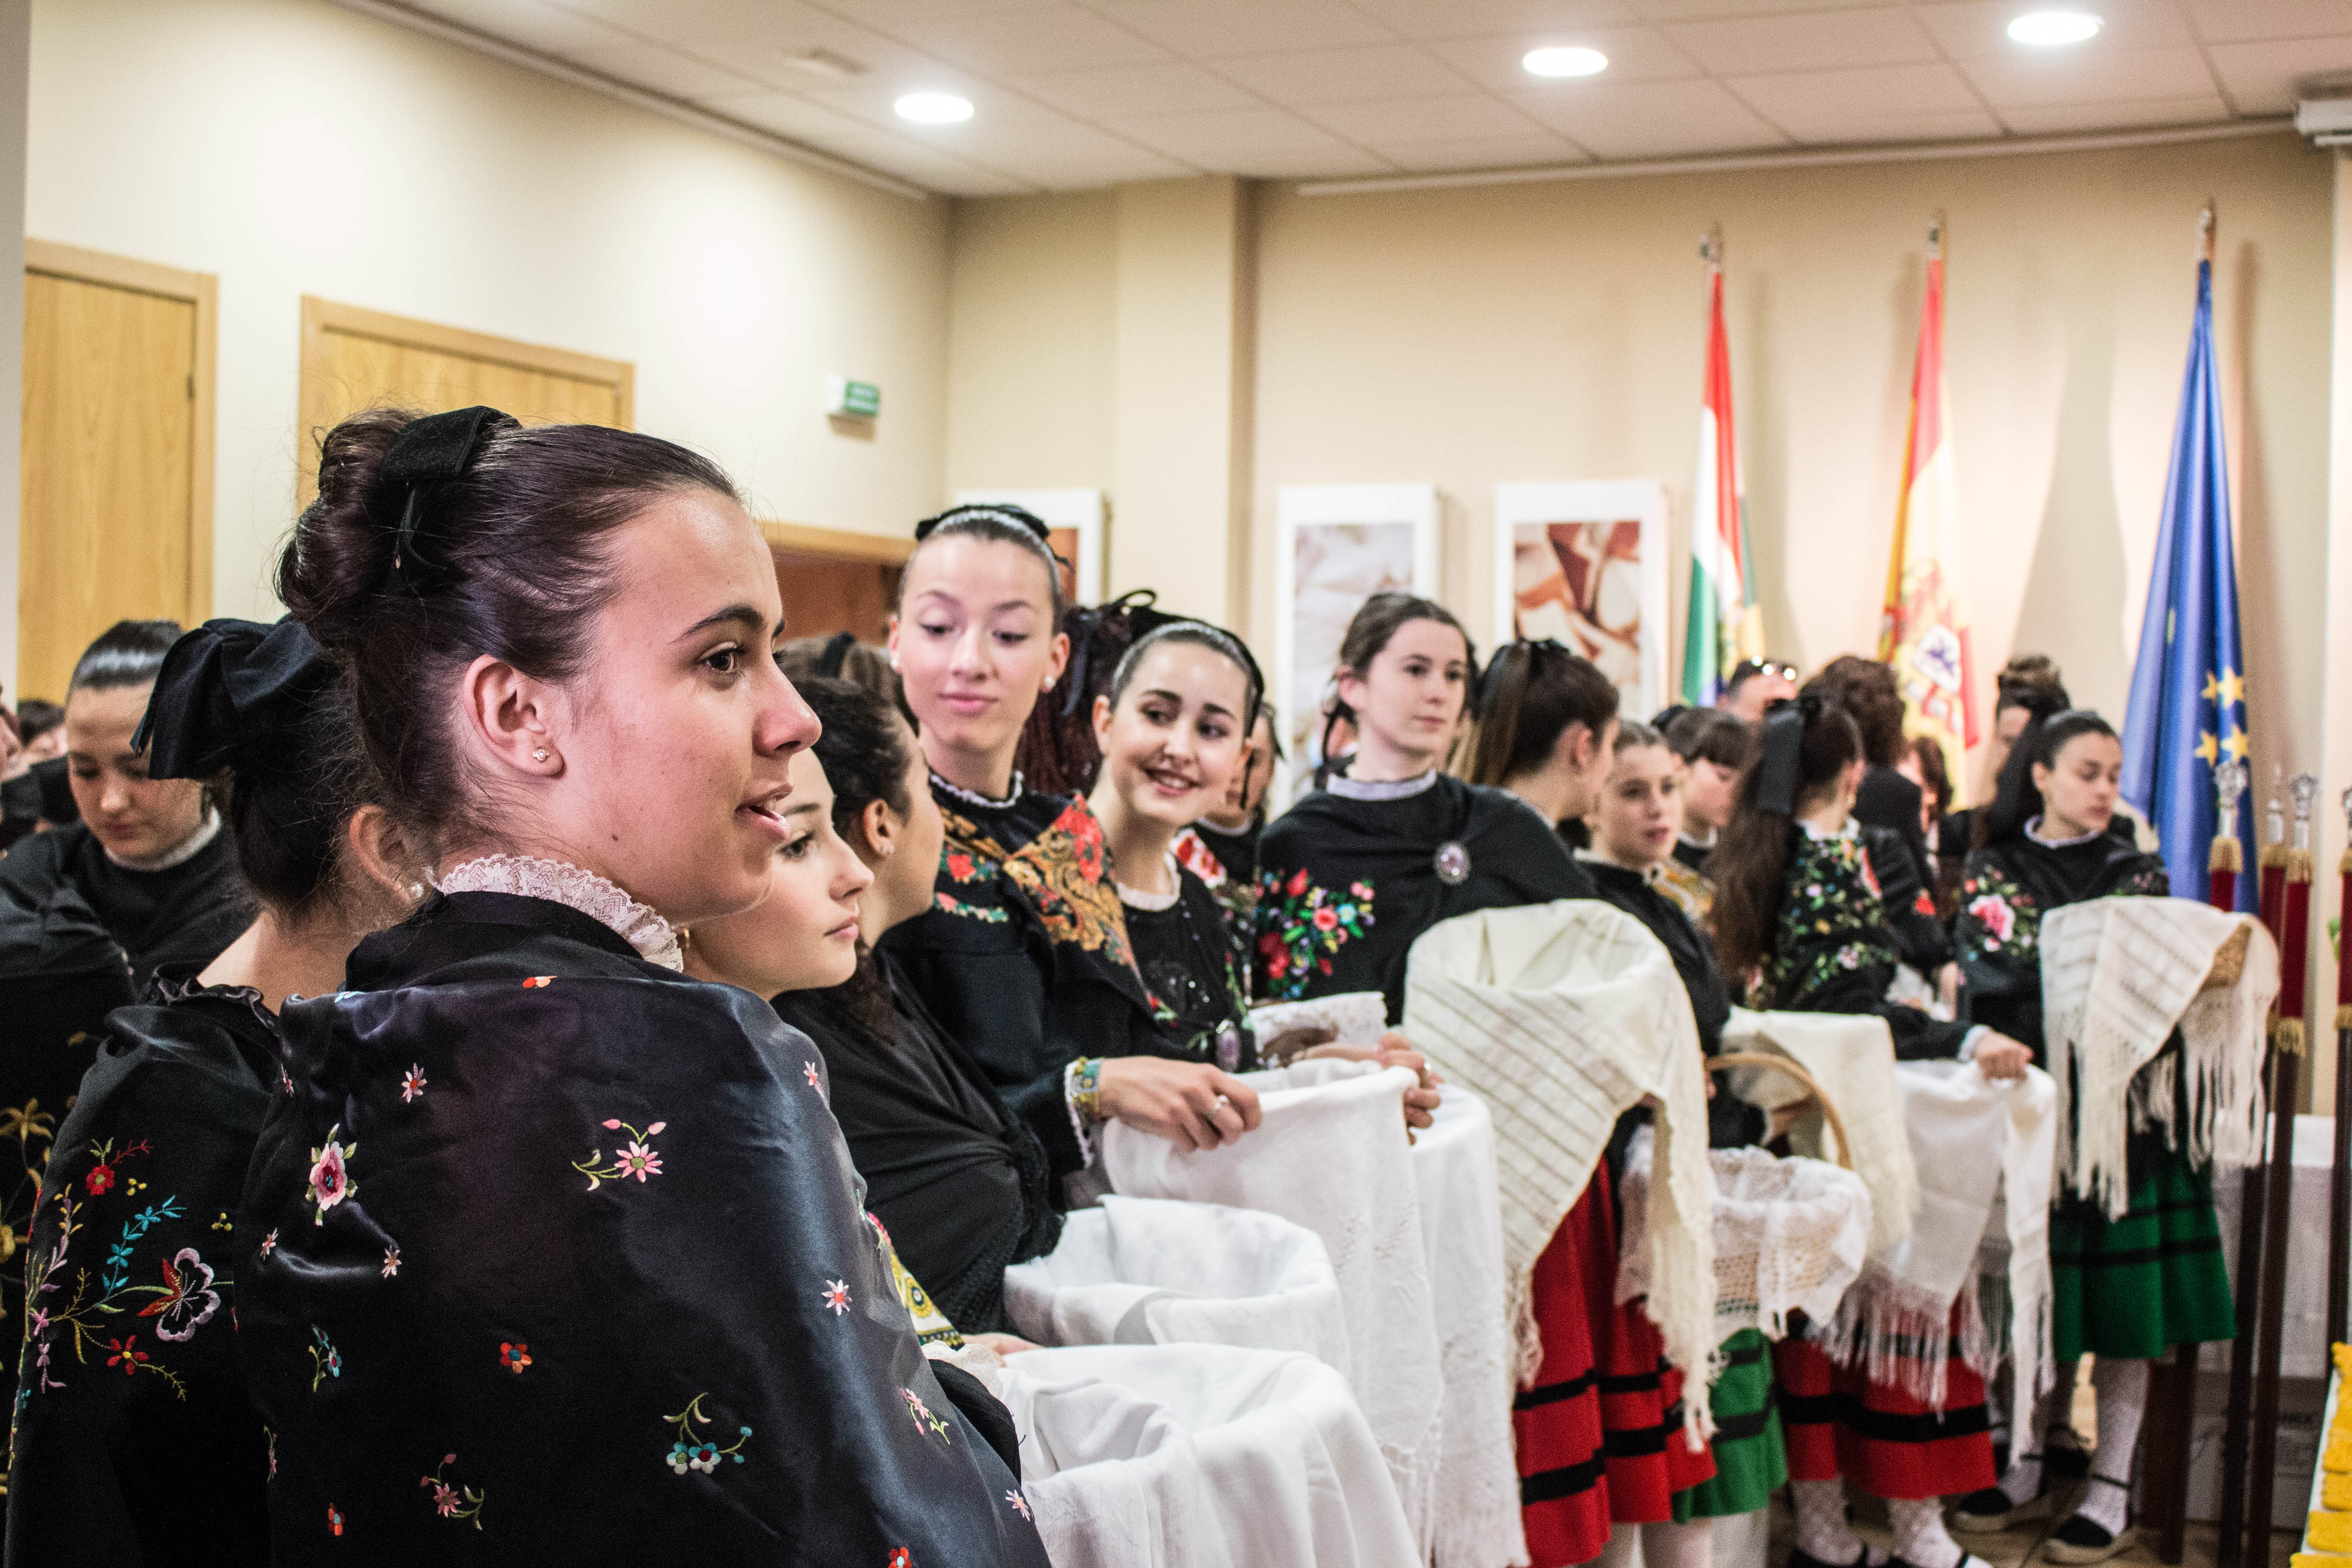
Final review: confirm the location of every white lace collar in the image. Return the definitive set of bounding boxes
[2024,815,2104,848]
[929,768,1024,810]
[435,854,683,971]
[1117,853,1184,912]
[1326,768,1438,801]
[105,808,221,872]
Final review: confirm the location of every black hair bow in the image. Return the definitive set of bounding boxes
[1752,696,1810,816]
[379,404,518,596]
[132,618,333,780]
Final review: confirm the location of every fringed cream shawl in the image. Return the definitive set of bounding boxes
[2039,898,2277,1217]
[1402,900,1717,1414]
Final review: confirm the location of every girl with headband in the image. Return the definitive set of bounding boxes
[241,409,1047,1563]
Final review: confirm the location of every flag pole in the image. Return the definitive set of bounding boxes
[2244,773,2317,1568]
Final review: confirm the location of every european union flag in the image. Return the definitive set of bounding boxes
[2122,248,2252,909]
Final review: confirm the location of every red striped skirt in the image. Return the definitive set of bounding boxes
[1770,1312,1996,1501]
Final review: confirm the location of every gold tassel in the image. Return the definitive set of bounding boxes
[2289,847,2315,884]
[2273,1017,2306,1056]
[2336,1004,2352,1032]
[2261,842,2289,870]
[2212,836,2244,873]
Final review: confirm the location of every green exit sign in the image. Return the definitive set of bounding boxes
[826,376,881,420]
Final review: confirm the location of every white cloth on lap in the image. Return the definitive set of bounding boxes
[1400,900,1717,1406]
[1002,1196,1350,1374]
[1615,1134,1873,1348]
[1001,1342,1419,1568]
[2039,897,2276,1216]
[1720,1007,1920,1253]
[1103,1059,1445,1558]
[1410,1086,1530,1568]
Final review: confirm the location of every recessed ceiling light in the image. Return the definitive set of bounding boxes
[2007,10,2102,46]
[1522,46,1608,79]
[894,92,974,124]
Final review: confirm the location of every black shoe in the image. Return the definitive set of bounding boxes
[1950,1482,2057,1534]
[2042,1477,2135,1565]
[2045,1440,2091,1481]
[1785,1546,1879,1568]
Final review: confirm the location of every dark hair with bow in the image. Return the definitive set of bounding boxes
[1979,707,2117,847]
[130,618,372,914]
[1463,637,1614,788]
[1707,694,1863,980]
[1104,620,1264,732]
[278,406,738,850]
[903,503,1069,620]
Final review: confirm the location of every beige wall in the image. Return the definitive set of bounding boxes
[1248,132,2334,803]
[25,0,951,631]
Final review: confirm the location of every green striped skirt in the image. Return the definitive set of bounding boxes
[2052,1145,2235,1362]
[1674,1328,1785,1520]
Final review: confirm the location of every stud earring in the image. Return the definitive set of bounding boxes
[533,748,550,762]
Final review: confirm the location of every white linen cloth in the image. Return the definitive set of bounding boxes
[1400,901,1717,1403]
[1000,1342,1418,1568]
[1818,1061,2059,1413]
[1103,1059,1446,1557]
[2039,898,2277,1216]
[1410,1086,1529,1568]
[1615,1134,1873,1349]
[1002,1196,1350,1374]
[1719,1007,1919,1253]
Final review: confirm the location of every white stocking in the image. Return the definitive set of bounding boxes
[1888,1496,1963,1568]
[2079,1358,2149,1534]
[1792,1478,1865,1565]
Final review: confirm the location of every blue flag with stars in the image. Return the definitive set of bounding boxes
[2122,254,2251,909]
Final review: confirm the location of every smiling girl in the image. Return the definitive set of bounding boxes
[240,409,1046,1563]
[882,505,1260,1182]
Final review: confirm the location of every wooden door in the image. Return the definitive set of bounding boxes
[297,297,633,504]
[763,523,912,645]
[19,243,216,703]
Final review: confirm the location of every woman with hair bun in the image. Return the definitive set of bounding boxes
[241,408,1047,1564]
[1945,710,2230,1563]
[5,618,416,1566]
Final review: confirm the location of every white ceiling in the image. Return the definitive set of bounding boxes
[403,0,2352,196]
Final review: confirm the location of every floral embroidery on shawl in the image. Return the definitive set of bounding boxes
[423,1453,486,1528]
[574,1118,665,1190]
[901,1386,952,1442]
[21,1137,207,1398]
[663,1392,752,1473]
[305,1127,356,1223]
[1755,835,1899,1008]
[1253,870,1375,1001]
[938,802,1136,965]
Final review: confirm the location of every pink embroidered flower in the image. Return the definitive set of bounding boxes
[400,1066,427,1103]
[1312,906,1338,931]
[305,1131,355,1224]
[499,1341,531,1374]
[280,1072,294,1096]
[138,1247,220,1341]
[381,1245,401,1279]
[901,1387,932,1429]
[804,1061,822,1091]
[1007,1489,1031,1520]
[1968,893,2015,946]
[522,975,556,988]
[260,1228,278,1258]
[430,1481,459,1517]
[822,1280,850,1316]
[614,1143,661,1182]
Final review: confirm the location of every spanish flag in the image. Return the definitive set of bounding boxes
[1878,222,1979,789]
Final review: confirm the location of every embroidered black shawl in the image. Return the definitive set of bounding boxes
[1751,829,1970,1061]
[239,892,1047,1564]
[0,823,248,992]
[1956,831,2168,1063]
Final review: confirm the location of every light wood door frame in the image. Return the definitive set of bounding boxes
[25,239,218,625]
[759,521,914,567]
[297,296,635,502]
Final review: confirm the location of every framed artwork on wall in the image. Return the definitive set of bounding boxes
[953,488,1105,606]
[1491,481,1671,720]
[1274,483,1440,799]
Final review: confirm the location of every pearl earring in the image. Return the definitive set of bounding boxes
[533,748,550,762]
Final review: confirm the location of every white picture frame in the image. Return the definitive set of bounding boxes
[1274,483,1440,799]
[1491,481,1671,719]
[953,488,1106,606]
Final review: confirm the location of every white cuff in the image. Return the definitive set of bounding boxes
[1958,1026,1989,1062]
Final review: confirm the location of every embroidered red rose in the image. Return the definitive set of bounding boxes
[1288,870,1309,898]
[1913,890,1937,918]
[1313,907,1339,931]
[1968,893,2015,945]
[945,851,974,881]
[85,1163,116,1195]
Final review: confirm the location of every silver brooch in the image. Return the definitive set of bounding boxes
[1434,841,1471,885]
[1217,1025,1243,1072]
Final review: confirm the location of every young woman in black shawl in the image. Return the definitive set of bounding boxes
[1945,711,2226,1563]
[685,678,1062,1341]
[6,617,417,1565]
[1709,697,2034,1568]
[236,407,1046,1564]
[881,505,1261,1185]
[1172,701,1279,928]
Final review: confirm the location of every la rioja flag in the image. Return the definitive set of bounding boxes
[1681,236,1758,705]
[1878,222,1979,787]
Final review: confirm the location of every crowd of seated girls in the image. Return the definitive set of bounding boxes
[0,414,2236,1568]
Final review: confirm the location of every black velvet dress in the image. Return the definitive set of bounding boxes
[1120,861,1258,1073]
[0,822,248,992]
[772,952,1064,1337]
[1251,771,1594,1024]
[882,779,1184,1178]
[239,891,1047,1565]
[6,973,278,1566]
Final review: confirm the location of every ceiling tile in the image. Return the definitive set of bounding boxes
[1727,62,2003,141]
[1298,92,1550,146]
[1344,0,1638,41]
[2203,34,2352,113]
[1007,59,1261,116]
[1102,103,1396,174]
[1996,95,2233,133]
[1076,0,1399,58]
[1382,132,1592,170]
[1508,76,1789,156]
[798,0,1060,27]
[905,3,1171,72]
[1615,0,1895,18]
[1430,24,1704,90]
[1209,43,1475,104]
[916,113,1200,184]
[1957,45,2222,107]
[782,72,1070,128]
[2184,0,2352,45]
[563,42,772,95]
[711,89,903,141]
[714,102,1039,192]
[1663,7,1936,74]
[1910,0,2195,61]
[415,0,644,55]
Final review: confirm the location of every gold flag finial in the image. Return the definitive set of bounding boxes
[2199,202,2215,263]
